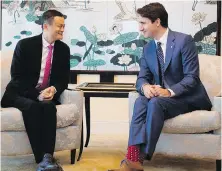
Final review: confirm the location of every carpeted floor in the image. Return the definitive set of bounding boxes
[1,134,217,171]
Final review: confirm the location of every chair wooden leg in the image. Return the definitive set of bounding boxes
[77,121,84,161]
[85,96,90,147]
[71,149,76,164]
[216,160,221,171]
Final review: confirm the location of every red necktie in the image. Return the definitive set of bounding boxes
[39,44,53,90]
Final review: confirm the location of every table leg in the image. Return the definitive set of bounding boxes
[85,96,90,147]
[77,120,84,161]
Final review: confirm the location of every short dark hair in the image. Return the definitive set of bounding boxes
[42,10,64,28]
[137,2,168,28]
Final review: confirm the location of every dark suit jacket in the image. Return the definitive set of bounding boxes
[136,29,212,110]
[1,34,70,107]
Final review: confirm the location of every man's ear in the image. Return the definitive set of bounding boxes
[43,23,48,30]
[156,18,161,27]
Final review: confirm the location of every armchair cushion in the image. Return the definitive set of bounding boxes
[1,104,79,131]
[163,110,220,134]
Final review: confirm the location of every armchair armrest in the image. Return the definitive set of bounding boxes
[212,96,221,135]
[128,91,140,124]
[212,96,221,113]
[59,89,83,105]
[58,89,84,126]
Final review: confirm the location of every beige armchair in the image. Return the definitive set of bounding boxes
[128,54,221,170]
[1,51,83,164]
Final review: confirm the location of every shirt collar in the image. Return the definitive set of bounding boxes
[154,28,169,46]
[42,35,55,48]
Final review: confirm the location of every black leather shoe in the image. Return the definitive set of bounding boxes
[36,153,59,171]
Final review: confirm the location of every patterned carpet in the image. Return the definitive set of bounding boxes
[1,134,217,171]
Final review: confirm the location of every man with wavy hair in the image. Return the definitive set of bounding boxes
[108,2,211,171]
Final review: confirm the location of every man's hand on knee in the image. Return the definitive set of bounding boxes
[142,84,158,99]
[153,86,171,97]
[40,86,56,101]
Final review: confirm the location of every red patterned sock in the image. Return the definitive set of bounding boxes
[126,145,145,164]
[126,145,140,162]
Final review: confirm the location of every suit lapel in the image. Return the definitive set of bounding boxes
[35,34,43,75]
[147,41,159,76]
[164,30,175,72]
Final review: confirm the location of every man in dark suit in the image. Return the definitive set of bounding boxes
[1,10,70,171]
[108,2,212,171]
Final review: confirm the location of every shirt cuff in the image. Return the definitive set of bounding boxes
[51,86,57,94]
[168,89,175,97]
[37,94,44,101]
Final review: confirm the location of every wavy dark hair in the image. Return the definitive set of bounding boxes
[137,2,168,28]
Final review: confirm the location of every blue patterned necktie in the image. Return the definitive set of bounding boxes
[156,42,165,87]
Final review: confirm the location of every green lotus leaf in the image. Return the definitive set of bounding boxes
[71,39,79,46]
[26,13,38,22]
[5,41,12,46]
[70,59,79,68]
[113,32,139,45]
[80,26,97,44]
[83,59,106,67]
[14,35,21,39]
[106,49,115,54]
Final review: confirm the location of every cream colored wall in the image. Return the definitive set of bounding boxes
[75,74,137,138]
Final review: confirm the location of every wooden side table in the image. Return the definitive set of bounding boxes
[75,82,136,147]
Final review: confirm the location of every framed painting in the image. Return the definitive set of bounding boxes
[0,0,220,82]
